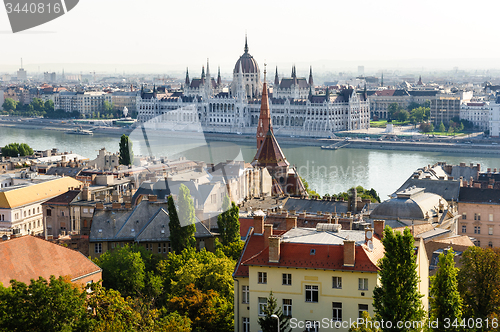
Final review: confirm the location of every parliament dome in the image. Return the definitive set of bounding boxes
[234,38,259,74]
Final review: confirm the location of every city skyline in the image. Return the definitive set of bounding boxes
[1,0,500,74]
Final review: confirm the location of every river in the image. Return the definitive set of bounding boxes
[1,126,499,200]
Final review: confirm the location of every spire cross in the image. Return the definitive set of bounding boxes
[264,62,267,82]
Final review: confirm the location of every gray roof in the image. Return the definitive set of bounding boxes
[46,167,84,177]
[90,200,213,242]
[395,178,460,201]
[282,227,366,245]
[284,198,349,214]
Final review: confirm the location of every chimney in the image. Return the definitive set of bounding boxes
[264,224,273,249]
[365,227,373,245]
[82,185,90,201]
[269,236,281,263]
[96,202,104,210]
[343,240,355,267]
[285,216,297,231]
[373,220,385,238]
[125,202,132,209]
[253,215,264,234]
[112,202,121,210]
[488,185,494,189]
[148,195,157,202]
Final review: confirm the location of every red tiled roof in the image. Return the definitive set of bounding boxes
[252,130,289,168]
[234,231,384,277]
[0,236,101,286]
[374,89,396,96]
[239,218,254,238]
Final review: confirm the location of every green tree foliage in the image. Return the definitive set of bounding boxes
[2,98,18,112]
[157,248,235,331]
[410,106,430,124]
[119,134,133,165]
[373,227,425,331]
[167,185,196,254]
[258,291,291,332]
[0,276,90,332]
[429,249,462,331]
[330,186,380,203]
[387,103,401,119]
[1,142,34,157]
[168,284,233,332]
[395,109,410,122]
[215,238,245,261]
[438,122,446,133]
[300,176,319,197]
[420,122,434,133]
[349,311,380,332]
[93,244,147,298]
[217,196,241,246]
[457,246,500,320]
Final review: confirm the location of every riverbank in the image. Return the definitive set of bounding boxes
[1,117,499,155]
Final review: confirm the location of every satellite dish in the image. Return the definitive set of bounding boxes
[367,240,373,251]
[366,230,372,239]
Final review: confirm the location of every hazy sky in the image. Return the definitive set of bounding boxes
[1,0,500,74]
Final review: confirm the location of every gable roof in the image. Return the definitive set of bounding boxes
[0,236,101,286]
[252,129,289,168]
[459,187,500,204]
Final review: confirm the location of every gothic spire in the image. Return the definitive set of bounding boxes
[308,66,314,86]
[217,66,222,86]
[244,34,249,53]
[274,66,279,86]
[201,66,205,84]
[185,67,190,85]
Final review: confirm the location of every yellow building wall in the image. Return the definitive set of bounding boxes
[238,266,379,332]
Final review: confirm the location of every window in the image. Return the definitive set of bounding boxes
[462,213,467,220]
[46,209,51,216]
[305,321,319,332]
[358,304,369,318]
[305,285,319,302]
[258,297,267,316]
[474,226,481,234]
[258,272,267,284]
[283,299,292,317]
[359,278,368,290]
[489,241,493,248]
[242,285,249,304]
[95,243,102,254]
[462,225,467,233]
[282,273,292,285]
[332,302,342,321]
[489,227,494,235]
[475,213,481,221]
[477,240,481,247]
[332,276,342,289]
[242,317,250,332]
[490,214,494,222]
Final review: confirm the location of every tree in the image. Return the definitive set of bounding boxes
[119,134,133,165]
[457,247,500,320]
[2,98,18,112]
[420,122,434,133]
[217,195,241,246]
[103,101,114,116]
[93,244,146,298]
[258,291,291,332]
[438,122,446,133]
[349,311,380,332]
[429,249,462,331]
[167,184,196,254]
[387,103,401,119]
[168,284,233,332]
[373,227,425,332]
[0,276,91,332]
[410,107,429,124]
[395,109,409,122]
[1,142,33,157]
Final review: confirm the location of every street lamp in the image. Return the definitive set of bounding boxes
[271,314,279,332]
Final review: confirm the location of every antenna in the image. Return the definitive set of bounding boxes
[21,58,23,68]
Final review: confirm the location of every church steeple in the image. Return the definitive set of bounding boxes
[201,66,205,84]
[274,66,279,86]
[381,72,384,87]
[217,66,222,86]
[256,63,272,150]
[185,67,190,85]
[308,66,314,86]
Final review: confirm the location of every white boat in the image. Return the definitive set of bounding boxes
[66,128,93,136]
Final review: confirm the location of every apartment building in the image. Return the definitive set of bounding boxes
[54,91,112,116]
[233,216,429,332]
[458,187,500,248]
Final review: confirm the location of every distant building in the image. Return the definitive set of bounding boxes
[111,91,137,114]
[43,72,56,83]
[0,177,82,237]
[17,68,27,82]
[460,101,490,131]
[54,91,112,116]
[0,235,101,286]
[458,187,500,248]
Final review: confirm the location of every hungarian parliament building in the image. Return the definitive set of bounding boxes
[136,39,370,137]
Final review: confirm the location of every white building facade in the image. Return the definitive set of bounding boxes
[136,40,370,137]
[460,102,490,131]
